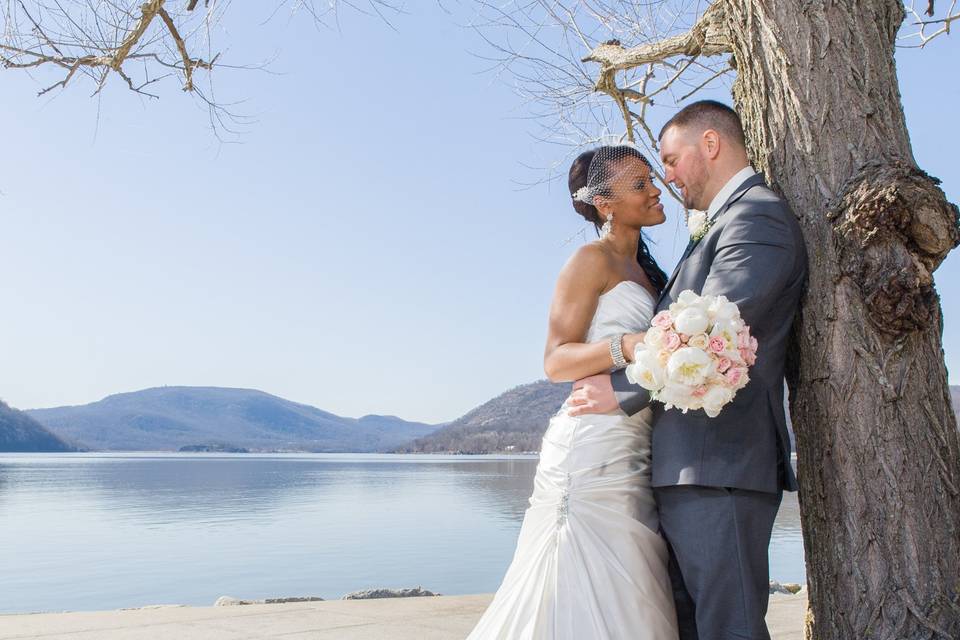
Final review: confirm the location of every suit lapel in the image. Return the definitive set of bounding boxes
[657,174,766,306]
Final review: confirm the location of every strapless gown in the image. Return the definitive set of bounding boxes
[466,281,679,640]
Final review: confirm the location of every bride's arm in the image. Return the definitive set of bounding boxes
[543,245,641,383]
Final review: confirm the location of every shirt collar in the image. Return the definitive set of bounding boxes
[706,166,757,220]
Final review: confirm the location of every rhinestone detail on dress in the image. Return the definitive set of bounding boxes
[556,473,572,527]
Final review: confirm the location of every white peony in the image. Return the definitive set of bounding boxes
[676,289,702,308]
[674,307,710,336]
[666,347,713,387]
[626,349,667,391]
[702,386,735,418]
[656,380,695,412]
[670,290,699,316]
[710,319,741,345]
[708,296,740,324]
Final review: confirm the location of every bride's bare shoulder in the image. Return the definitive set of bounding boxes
[555,242,612,294]
[565,241,612,271]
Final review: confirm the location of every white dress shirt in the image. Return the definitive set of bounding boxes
[706,166,757,220]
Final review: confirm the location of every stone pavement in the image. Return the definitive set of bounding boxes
[0,593,807,639]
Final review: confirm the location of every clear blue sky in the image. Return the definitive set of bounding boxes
[1,4,957,423]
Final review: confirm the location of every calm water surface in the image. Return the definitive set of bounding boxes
[0,453,804,614]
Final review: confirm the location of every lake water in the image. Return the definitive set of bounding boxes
[0,453,805,614]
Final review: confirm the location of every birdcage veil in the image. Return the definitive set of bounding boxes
[571,138,652,207]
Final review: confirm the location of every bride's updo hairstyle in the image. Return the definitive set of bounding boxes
[567,147,669,295]
[569,150,600,226]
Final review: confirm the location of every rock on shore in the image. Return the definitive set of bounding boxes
[214,587,440,607]
[769,581,804,595]
[215,596,325,606]
[342,587,439,600]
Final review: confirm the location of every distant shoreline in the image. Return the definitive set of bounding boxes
[0,450,541,456]
[0,450,799,459]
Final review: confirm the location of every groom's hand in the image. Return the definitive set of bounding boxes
[568,374,618,416]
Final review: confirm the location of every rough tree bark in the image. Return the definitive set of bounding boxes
[718,2,960,638]
[578,0,960,637]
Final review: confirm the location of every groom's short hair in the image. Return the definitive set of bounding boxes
[659,100,746,148]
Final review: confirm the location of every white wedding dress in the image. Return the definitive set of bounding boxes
[467,281,678,640]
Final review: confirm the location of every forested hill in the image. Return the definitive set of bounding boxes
[395,380,570,454]
[0,399,76,452]
[28,387,439,452]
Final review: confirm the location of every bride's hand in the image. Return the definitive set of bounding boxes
[621,332,646,363]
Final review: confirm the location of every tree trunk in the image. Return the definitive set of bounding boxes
[719,1,960,637]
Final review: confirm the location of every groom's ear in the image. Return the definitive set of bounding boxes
[701,129,721,160]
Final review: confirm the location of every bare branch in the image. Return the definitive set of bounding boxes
[581,3,731,72]
[0,0,403,139]
[901,0,958,46]
[156,5,207,91]
[677,63,731,101]
[111,0,162,69]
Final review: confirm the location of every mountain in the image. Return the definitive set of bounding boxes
[20,383,960,456]
[401,380,960,455]
[396,380,570,454]
[27,387,439,452]
[0,399,76,452]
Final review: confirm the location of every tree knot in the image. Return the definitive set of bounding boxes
[827,160,960,337]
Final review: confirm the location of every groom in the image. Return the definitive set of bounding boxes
[569,100,808,640]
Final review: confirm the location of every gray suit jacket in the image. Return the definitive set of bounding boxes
[613,174,807,493]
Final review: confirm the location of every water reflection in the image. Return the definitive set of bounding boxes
[0,463,7,508]
[0,453,804,614]
[435,457,540,523]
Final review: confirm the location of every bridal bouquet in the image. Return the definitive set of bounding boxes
[625,290,757,418]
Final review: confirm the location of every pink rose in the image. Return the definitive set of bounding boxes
[737,329,751,349]
[692,386,708,398]
[652,311,673,329]
[665,332,682,351]
[725,367,746,386]
[750,336,758,352]
[679,333,690,344]
[708,336,726,354]
[716,357,732,373]
[739,348,757,366]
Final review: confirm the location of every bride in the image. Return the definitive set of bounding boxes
[466,145,679,639]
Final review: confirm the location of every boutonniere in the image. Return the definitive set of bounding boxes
[686,211,712,242]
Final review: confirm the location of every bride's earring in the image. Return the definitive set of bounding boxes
[601,213,613,239]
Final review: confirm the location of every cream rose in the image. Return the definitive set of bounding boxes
[644,326,667,349]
